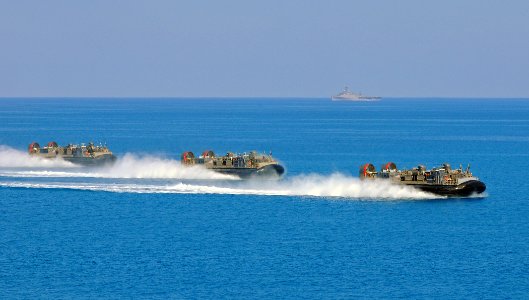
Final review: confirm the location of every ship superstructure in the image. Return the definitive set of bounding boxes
[331,86,381,101]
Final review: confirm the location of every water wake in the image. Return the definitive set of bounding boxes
[0,175,437,200]
[0,147,234,180]
[0,146,75,168]
[94,154,236,180]
[0,146,437,199]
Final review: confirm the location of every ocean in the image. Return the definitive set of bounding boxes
[1,98,528,298]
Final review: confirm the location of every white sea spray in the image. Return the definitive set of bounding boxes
[0,146,438,200]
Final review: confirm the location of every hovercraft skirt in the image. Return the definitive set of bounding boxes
[210,163,284,179]
[414,180,486,197]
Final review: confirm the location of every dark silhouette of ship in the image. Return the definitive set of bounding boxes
[181,150,284,179]
[359,162,486,197]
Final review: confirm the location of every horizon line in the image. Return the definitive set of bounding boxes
[1,96,529,100]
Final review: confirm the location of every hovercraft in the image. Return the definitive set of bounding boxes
[28,141,116,166]
[359,162,486,197]
[181,150,284,179]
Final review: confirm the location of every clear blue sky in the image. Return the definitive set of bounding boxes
[1,1,528,97]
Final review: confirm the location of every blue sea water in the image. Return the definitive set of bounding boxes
[1,98,528,298]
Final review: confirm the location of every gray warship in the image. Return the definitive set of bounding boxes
[181,150,284,178]
[359,162,486,197]
[331,86,381,101]
[28,141,116,166]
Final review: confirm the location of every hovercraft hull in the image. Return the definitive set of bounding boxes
[63,154,117,166]
[410,180,486,197]
[209,163,285,179]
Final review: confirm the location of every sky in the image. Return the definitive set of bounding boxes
[1,0,528,98]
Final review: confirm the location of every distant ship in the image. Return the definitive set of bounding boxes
[28,141,116,166]
[331,86,381,101]
[181,150,284,179]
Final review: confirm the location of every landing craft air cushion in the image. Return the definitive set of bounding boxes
[181,150,284,179]
[28,141,116,166]
[360,162,486,197]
